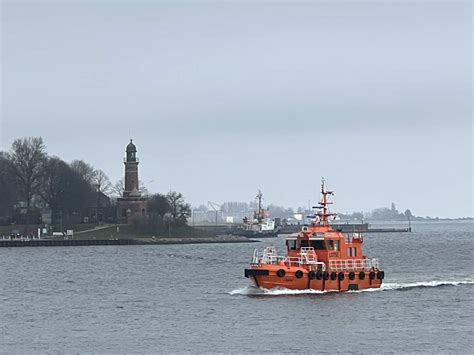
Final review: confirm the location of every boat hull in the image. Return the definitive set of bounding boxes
[245,265,383,291]
[232,230,280,238]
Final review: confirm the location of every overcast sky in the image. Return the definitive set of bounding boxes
[1,0,472,218]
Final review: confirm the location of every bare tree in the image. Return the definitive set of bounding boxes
[39,157,70,219]
[112,179,125,197]
[139,181,149,196]
[7,137,47,234]
[166,191,191,226]
[148,193,171,218]
[93,169,112,195]
[113,178,148,197]
[91,169,111,223]
[39,156,92,229]
[0,152,17,223]
[70,160,95,186]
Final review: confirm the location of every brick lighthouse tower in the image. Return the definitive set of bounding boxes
[116,139,147,223]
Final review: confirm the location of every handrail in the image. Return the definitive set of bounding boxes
[328,258,379,271]
[251,248,378,273]
[250,247,326,270]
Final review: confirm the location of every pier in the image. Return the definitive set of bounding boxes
[0,238,139,248]
[0,235,256,248]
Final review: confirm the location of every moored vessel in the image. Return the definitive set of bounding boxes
[244,179,384,291]
[233,190,280,238]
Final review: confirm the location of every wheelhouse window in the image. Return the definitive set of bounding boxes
[327,240,340,251]
[286,240,297,250]
[310,240,326,250]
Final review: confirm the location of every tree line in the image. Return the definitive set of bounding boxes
[0,136,191,234]
[338,203,413,221]
[0,137,106,231]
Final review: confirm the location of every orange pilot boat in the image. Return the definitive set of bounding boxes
[244,179,385,292]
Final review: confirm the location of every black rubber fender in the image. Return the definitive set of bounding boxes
[308,271,316,280]
[377,271,385,280]
[330,272,337,280]
[338,272,344,281]
[316,270,323,280]
[323,271,329,280]
[295,270,304,279]
[359,271,366,280]
[369,271,376,280]
[277,269,286,278]
[349,271,355,280]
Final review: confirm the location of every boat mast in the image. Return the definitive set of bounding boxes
[256,190,263,222]
[316,178,336,226]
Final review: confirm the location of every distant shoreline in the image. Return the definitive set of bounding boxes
[0,235,258,248]
[337,218,473,223]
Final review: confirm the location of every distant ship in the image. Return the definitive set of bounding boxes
[244,179,385,291]
[232,190,280,238]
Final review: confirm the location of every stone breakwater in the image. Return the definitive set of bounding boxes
[0,235,257,248]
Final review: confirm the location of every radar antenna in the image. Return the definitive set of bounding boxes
[315,178,337,226]
[254,190,269,222]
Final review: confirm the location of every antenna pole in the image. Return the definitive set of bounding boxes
[317,177,336,226]
[256,190,263,222]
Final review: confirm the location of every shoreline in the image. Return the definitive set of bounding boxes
[0,235,258,248]
[140,235,259,245]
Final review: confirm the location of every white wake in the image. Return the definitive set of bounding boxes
[229,286,327,296]
[229,279,474,296]
[380,279,474,291]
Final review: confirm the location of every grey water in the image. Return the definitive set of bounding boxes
[1,221,473,353]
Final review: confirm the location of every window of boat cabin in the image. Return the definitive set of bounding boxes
[347,247,356,257]
[286,239,297,250]
[327,240,340,251]
[300,240,309,248]
[309,239,326,250]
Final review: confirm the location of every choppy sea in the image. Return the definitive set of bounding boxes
[1,221,473,353]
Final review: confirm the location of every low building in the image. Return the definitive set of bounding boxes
[88,191,115,223]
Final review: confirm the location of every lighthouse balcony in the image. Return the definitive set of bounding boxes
[124,157,139,163]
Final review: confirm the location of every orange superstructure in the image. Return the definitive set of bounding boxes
[244,179,384,291]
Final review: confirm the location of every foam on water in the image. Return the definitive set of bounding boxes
[229,286,327,296]
[229,278,474,296]
[380,279,474,291]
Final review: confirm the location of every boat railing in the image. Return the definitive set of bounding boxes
[329,258,379,271]
[251,247,326,270]
[300,247,317,264]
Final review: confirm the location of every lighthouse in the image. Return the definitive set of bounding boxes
[123,140,140,197]
[116,139,148,223]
